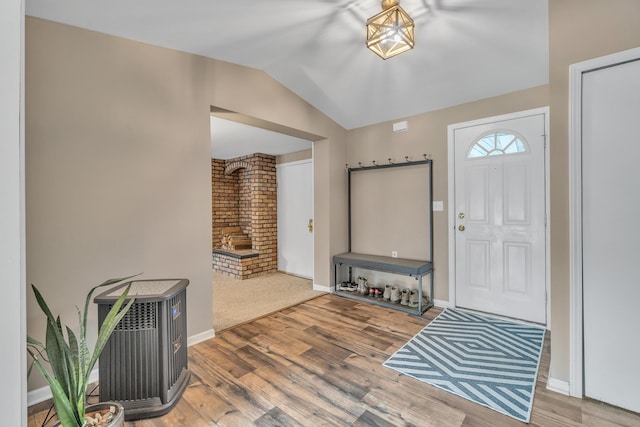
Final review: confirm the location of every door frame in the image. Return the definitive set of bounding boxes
[276,157,314,279]
[447,107,551,327]
[568,47,640,399]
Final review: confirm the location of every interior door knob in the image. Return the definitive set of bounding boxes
[458,225,465,231]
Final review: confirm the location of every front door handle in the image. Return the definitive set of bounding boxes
[308,219,313,233]
[458,225,465,232]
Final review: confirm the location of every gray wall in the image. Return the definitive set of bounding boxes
[547,0,640,383]
[347,85,549,302]
[25,17,348,393]
[26,18,213,390]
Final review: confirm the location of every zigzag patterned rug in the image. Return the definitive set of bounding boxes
[383,308,545,423]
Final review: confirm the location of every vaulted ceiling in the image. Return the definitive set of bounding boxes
[26,1,548,158]
[26,0,549,132]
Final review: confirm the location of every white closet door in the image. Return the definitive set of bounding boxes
[583,58,640,412]
[277,160,313,279]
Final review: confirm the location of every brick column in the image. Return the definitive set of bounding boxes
[248,154,277,274]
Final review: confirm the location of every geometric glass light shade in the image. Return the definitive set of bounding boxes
[366,0,415,59]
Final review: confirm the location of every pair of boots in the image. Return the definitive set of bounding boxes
[399,288,428,308]
[378,285,430,308]
[356,276,369,295]
[381,284,402,303]
[380,285,416,305]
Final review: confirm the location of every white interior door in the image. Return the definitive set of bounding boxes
[582,58,640,413]
[277,160,313,279]
[454,113,546,324]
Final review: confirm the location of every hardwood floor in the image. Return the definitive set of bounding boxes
[29,294,640,426]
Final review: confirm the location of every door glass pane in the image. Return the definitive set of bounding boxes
[468,131,529,158]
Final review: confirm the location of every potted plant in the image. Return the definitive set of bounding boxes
[27,276,136,427]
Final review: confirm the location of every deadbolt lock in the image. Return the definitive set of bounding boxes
[458,212,465,219]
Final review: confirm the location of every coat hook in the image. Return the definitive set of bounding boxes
[372,160,376,166]
[405,156,409,162]
[423,153,427,160]
[358,162,362,168]
[388,158,393,164]
[345,163,349,170]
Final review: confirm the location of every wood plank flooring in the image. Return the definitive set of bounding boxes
[29,294,640,426]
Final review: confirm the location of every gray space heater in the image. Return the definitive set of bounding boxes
[94,279,190,420]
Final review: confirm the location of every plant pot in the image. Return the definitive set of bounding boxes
[52,402,124,427]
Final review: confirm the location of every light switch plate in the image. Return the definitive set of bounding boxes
[433,201,444,211]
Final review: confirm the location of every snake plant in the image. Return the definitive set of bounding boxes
[27,276,136,427]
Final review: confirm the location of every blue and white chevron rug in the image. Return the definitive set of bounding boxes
[383,308,545,423]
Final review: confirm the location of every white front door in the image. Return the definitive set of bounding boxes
[582,57,640,413]
[453,113,547,324]
[277,160,313,279]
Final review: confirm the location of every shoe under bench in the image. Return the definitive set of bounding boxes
[332,252,434,315]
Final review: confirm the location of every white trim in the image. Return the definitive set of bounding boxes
[447,125,456,307]
[433,298,453,309]
[547,377,570,396]
[28,368,101,407]
[568,53,585,400]
[311,143,315,284]
[568,46,640,399]
[1,0,26,424]
[544,109,551,332]
[447,107,551,328]
[27,386,54,408]
[187,329,216,347]
[313,283,331,292]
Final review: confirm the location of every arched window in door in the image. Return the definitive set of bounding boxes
[468,131,529,158]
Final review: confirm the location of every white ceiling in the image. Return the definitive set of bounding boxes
[26,0,549,155]
[210,117,311,160]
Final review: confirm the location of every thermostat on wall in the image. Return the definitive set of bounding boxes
[392,121,408,132]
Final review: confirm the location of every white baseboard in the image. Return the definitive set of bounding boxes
[28,368,100,407]
[28,329,217,408]
[433,298,453,308]
[547,377,571,396]
[27,384,54,408]
[313,283,331,292]
[187,328,215,347]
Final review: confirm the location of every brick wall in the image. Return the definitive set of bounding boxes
[211,159,239,248]
[212,252,262,279]
[211,153,277,279]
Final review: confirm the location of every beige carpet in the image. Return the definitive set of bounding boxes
[212,271,325,332]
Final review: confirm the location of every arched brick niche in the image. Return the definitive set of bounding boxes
[211,153,277,279]
[224,160,251,175]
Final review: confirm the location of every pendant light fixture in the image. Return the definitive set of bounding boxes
[366,0,415,59]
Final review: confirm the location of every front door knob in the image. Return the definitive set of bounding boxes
[458,225,465,231]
